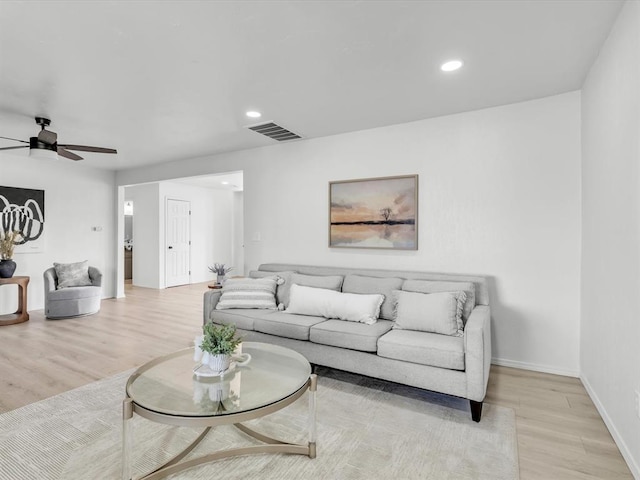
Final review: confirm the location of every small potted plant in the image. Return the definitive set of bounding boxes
[194,323,250,375]
[208,263,233,285]
[0,230,22,278]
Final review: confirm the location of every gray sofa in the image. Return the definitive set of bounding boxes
[203,263,491,422]
[43,266,102,319]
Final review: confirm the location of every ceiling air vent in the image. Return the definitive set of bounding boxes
[246,121,301,141]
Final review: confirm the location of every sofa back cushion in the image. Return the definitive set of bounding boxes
[342,274,404,320]
[287,284,383,325]
[270,273,341,308]
[291,273,344,291]
[402,279,476,324]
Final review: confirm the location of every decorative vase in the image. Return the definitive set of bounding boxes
[0,259,16,278]
[216,274,225,285]
[206,353,231,374]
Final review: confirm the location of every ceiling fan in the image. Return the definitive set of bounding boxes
[0,117,117,161]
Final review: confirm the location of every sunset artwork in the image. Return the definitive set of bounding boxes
[329,175,418,249]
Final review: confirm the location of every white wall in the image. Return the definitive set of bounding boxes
[233,191,244,274]
[117,91,582,375]
[124,183,160,289]
[158,182,234,287]
[0,152,116,311]
[122,181,235,291]
[580,1,640,476]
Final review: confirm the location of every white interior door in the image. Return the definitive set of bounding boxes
[166,199,191,287]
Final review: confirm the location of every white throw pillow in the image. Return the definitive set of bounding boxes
[216,277,278,310]
[286,284,383,325]
[393,290,467,336]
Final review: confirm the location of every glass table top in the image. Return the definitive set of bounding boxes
[126,342,311,418]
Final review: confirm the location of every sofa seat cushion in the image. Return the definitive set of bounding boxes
[310,319,393,352]
[210,309,267,331]
[47,285,101,301]
[342,274,404,320]
[377,329,465,370]
[253,312,328,340]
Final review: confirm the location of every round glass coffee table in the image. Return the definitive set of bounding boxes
[122,342,317,480]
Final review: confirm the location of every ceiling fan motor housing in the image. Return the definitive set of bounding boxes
[29,136,56,151]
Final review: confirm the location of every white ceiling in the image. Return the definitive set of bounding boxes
[173,171,244,191]
[0,0,623,171]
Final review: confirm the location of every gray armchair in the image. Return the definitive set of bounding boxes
[43,266,102,319]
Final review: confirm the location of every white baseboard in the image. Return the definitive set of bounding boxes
[491,357,579,378]
[581,374,640,480]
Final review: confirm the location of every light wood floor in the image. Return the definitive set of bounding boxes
[0,283,633,479]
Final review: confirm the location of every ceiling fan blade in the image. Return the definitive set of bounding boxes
[0,145,29,151]
[57,147,84,161]
[0,136,29,143]
[58,144,117,154]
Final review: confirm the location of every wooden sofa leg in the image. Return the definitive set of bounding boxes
[470,400,483,422]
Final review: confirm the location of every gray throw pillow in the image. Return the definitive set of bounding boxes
[392,290,467,336]
[54,261,92,289]
[249,270,295,307]
[402,279,476,324]
[216,277,278,310]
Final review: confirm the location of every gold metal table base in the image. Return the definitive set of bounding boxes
[122,374,317,480]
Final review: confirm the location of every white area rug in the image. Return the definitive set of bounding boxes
[0,367,518,479]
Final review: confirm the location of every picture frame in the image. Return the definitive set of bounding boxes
[329,174,418,250]
[0,185,46,253]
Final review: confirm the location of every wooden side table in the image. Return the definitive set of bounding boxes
[0,276,30,325]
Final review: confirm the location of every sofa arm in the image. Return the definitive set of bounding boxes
[464,305,492,401]
[203,290,223,325]
[88,266,103,287]
[43,268,57,293]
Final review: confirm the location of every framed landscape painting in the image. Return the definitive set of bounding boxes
[329,175,418,250]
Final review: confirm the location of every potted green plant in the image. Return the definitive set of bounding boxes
[194,323,250,375]
[0,230,22,279]
[208,263,233,285]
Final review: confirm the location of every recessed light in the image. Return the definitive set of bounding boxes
[221,181,229,185]
[246,111,261,118]
[441,60,463,72]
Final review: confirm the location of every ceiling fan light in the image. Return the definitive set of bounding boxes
[29,147,58,160]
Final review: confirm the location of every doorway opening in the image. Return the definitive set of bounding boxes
[118,171,243,296]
